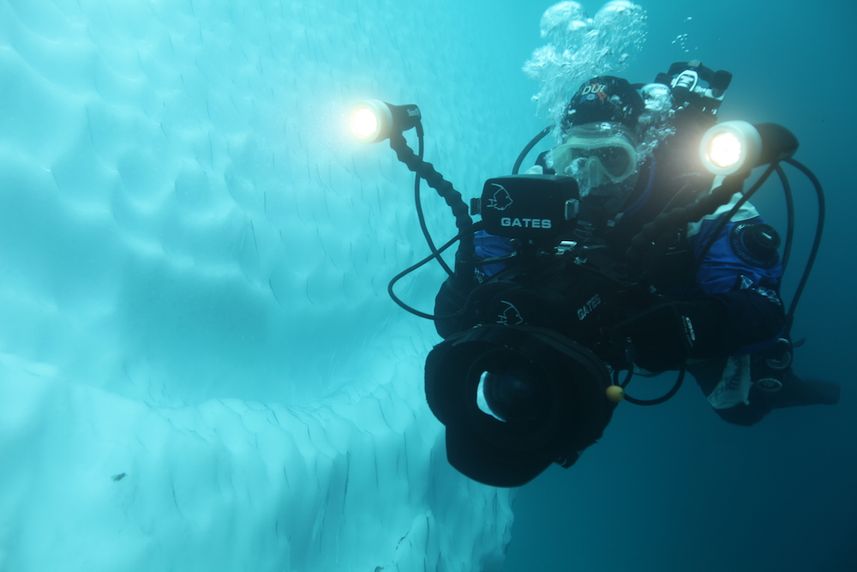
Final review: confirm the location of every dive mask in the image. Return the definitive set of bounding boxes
[551,123,639,190]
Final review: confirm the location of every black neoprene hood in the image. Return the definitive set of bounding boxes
[563,76,645,130]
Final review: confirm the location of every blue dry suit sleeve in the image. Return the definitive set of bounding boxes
[474,230,515,280]
[432,230,514,338]
[688,213,785,355]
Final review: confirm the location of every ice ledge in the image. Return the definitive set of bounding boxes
[0,355,512,571]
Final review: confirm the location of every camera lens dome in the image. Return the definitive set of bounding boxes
[479,370,550,423]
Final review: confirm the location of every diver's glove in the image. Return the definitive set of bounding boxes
[433,275,478,338]
[614,298,729,372]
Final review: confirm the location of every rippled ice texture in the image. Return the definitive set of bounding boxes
[0,1,513,570]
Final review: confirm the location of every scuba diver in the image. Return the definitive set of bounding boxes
[351,61,840,487]
[434,67,839,427]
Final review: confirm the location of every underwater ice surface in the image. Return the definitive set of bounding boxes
[0,0,531,569]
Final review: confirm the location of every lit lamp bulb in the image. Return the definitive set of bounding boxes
[349,100,392,143]
[699,120,763,176]
[348,99,420,143]
[708,131,743,169]
[350,107,380,141]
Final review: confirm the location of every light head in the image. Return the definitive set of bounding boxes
[349,100,421,143]
[699,120,763,176]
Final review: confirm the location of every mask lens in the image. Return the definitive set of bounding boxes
[566,145,633,180]
[558,124,638,183]
[592,146,633,179]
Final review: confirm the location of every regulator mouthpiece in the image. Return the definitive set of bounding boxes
[349,100,421,143]
[699,120,762,176]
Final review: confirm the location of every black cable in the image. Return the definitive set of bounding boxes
[625,172,746,272]
[388,131,475,283]
[475,253,518,267]
[655,174,707,217]
[413,123,454,277]
[623,368,686,406]
[387,232,466,320]
[782,158,826,336]
[774,164,795,273]
[613,368,634,387]
[512,125,552,175]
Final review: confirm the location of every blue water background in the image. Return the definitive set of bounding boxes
[501,1,857,570]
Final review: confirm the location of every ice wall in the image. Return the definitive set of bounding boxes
[0,1,524,569]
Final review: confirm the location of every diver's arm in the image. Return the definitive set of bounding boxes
[688,289,784,357]
[433,155,542,337]
[622,288,784,373]
[433,230,515,338]
[687,212,786,355]
[622,213,785,371]
[433,276,474,338]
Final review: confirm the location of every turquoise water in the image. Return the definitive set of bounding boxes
[0,1,853,570]
[505,3,857,570]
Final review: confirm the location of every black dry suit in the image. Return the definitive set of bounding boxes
[434,106,838,425]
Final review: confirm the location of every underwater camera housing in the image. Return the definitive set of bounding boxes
[469,175,581,246]
[427,176,635,486]
[379,132,668,487]
[425,324,616,487]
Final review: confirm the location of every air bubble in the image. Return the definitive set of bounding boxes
[524,1,648,132]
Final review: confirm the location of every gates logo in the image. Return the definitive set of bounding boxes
[497,301,525,326]
[487,184,514,211]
